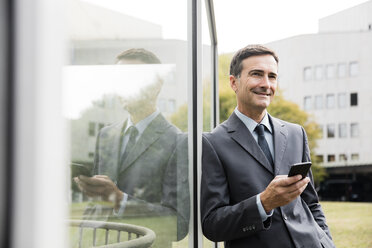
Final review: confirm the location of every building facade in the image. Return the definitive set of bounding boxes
[268,1,372,200]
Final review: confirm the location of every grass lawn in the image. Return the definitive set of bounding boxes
[321,201,372,248]
[69,201,372,248]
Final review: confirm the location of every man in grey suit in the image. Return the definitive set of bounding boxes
[74,49,189,245]
[201,45,335,248]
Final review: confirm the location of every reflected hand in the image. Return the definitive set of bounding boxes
[74,175,124,210]
[260,175,310,212]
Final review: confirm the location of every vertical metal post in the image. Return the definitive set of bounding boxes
[2,0,14,246]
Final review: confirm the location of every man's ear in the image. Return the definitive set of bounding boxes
[229,75,238,93]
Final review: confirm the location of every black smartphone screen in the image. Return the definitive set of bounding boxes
[70,163,92,178]
[288,162,312,179]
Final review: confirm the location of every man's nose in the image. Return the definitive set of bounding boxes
[260,75,271,88]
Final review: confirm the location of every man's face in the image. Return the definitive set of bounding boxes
[117,58,162,114]
[230,54,278,113]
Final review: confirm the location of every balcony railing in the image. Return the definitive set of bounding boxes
[69,220,156,248]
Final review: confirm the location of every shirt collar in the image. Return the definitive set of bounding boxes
[125,109,160,135]
[234,108,272,134]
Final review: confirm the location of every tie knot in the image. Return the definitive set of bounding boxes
[126,126,139,138]
[255,124,266,136]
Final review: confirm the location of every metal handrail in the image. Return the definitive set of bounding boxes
[69,220,156,248]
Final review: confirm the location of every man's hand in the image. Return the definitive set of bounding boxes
[74,175,124,210]
[260,175,310,212]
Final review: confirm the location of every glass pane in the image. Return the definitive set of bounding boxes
[351,153,359,161]
[351,123,359,137]
[349,61,359,77]
[338,123,347,138]
[350,93,358,106]
[325,64,335,79]
[303,96,312,111]
[314,95,323,110]
[327,154,335,162]
[314,65,323,80]
[339,154,347,162]
[64,1,190,247]
[202,0,213,132]
[337,63,347,78]
[327,124,335,138]
[326,94,335,109]
[303,67,312,81]
[338,93,347,108]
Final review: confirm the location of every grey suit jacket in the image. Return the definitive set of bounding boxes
[201,112,335,248]
[94,113,189,240]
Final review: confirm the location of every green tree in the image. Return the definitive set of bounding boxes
[170,78,213,132]
[218,53,326,185]
[268,93,327,185]
[218,53,235,121]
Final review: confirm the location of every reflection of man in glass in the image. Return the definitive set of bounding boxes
[74,48,189,246]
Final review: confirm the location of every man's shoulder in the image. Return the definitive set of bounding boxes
[203,119,230,144]
[270,115,304,133]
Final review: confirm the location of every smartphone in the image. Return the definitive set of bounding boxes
[288,162,312,179]
[70,163,92,178]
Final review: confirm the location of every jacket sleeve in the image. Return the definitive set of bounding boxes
[300,127,333,241]
[201,134,270,242]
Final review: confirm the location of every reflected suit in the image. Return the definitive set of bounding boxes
[94,113,189,241]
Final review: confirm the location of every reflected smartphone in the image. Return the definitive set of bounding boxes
[70,163,92,178]
[288,162,312,179]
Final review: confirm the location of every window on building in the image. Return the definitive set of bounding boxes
[338,63,347,78]
[168,99,176,113]
[318,125,324,139]
[314,95,323,109]
[339,123,347,138]
[338,93,347,108]
[88,122,95,136]
[327,124,335,138]
[316,155,324,163]
[325,64,335,79]
[350,123,359,137]
[351,154,359,161]
[88,152,94,158]
[339,154,347,162]
[326,94,335,109]
[349,61,359,77]
[303,96,312,111]
[314,65,323,80]
[303,67,312,81]
[350,93,358,106]
[158,98,167,112]
[327,155,335,162]
[98,123,105,131]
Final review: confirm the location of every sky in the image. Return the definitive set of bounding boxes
[84,0,369,53]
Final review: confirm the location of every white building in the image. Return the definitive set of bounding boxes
[267,1,372,200]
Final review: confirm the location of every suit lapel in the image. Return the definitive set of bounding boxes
[270,115,288,175]
[119,114,168,174]
[228,113,274,175]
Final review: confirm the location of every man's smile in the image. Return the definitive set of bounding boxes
[251,89,272,96]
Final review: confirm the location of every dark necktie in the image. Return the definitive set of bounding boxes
[120,126,139,164]
[255,124,274,169]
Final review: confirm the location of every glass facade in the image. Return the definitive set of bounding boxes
[65,1,191,247]
[62,0,216,247]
